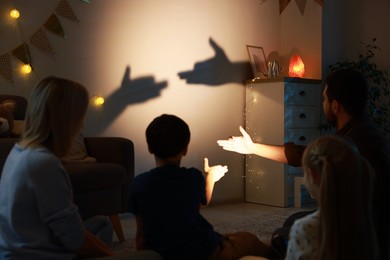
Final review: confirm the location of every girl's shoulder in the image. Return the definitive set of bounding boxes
[291,210,319,233]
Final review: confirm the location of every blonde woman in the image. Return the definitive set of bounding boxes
[286,136,378,260]
[0,77,114,259]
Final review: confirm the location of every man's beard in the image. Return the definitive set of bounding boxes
[325,110,337,127]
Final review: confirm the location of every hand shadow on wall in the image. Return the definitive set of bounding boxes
[85,66,168,135]
[178,38,252,86]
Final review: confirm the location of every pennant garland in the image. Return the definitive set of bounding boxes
[56,0,79,22]
[262,0,323,15]
[295,0,307,16]
[12,44,32,65]
[0,0,89,82]
[279,0,291,14]
[44,14,66,38]
[279,0,323,14]
[30,29,55,54]
[0,54,13,82]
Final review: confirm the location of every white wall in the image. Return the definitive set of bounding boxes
[0,0,322,203]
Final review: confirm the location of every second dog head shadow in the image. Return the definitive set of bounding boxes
[87,66,167,134]
[178,38,252,86]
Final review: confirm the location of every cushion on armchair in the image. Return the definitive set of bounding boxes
[63,136,134,221]
[61,131,96,164]
[65,163,127,193]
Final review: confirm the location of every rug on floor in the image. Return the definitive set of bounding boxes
[113,207,303,253]
[211,207,301,242]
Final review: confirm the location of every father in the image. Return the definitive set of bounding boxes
[218,69,390,260]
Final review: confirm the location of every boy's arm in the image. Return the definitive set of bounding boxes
[135,215,146,250]
[203,158,228,206]
[75,230,114,258]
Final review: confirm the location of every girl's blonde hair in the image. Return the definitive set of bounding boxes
[20,76,89,157]
[302,135,377,260]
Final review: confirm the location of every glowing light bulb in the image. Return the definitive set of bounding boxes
[21,64,32,74]
[93,96,105,106]
[10,9,20,19]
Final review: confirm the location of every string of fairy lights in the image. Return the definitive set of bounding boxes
[7,8,33,75]
[0,0,83,81]
[243,79,263,190]
[2,2,105,108]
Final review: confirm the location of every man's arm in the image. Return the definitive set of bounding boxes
[217,126,288,163]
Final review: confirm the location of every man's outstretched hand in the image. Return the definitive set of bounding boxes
[217,126,255,155]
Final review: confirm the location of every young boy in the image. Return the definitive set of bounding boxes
[130,114,271,260]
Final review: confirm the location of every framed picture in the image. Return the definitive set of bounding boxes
[246,45,268,79]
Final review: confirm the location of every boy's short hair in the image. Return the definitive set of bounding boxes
[325,69,368,117]
[146,114,190,159]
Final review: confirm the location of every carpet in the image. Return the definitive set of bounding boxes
[113,206,304,253]
[211,207,302,242]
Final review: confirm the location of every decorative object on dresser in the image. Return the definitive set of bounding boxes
[246,45,268,79]
[288,54,305,78]
[244,77,322,207]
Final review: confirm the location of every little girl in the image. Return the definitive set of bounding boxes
[286,136,378,260]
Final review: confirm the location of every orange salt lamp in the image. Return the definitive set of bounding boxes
[289,55,305,77]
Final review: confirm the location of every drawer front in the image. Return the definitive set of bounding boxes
[285,128,320,145]
[286,165,303,175]
[284,83,321,106]
[285,106,320,128]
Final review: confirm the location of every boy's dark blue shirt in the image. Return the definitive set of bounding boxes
[130,165,221,260]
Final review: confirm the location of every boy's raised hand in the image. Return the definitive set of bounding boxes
[204,158,228,182]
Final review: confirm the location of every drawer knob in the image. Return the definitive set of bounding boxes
[299,90,306,96]
[299,113,306,119]
[299,136,306,141]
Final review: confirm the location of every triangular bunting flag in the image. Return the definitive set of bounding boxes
[12,44,31,65]
[56,0,79,22]
[295,0,307,15]
[279,0,322,14]
[44,14,66,38]
[0,54,13,82]
[279,0,292,14]
[30,28,55,54]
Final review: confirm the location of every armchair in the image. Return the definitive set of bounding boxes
[64,137,134,242]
